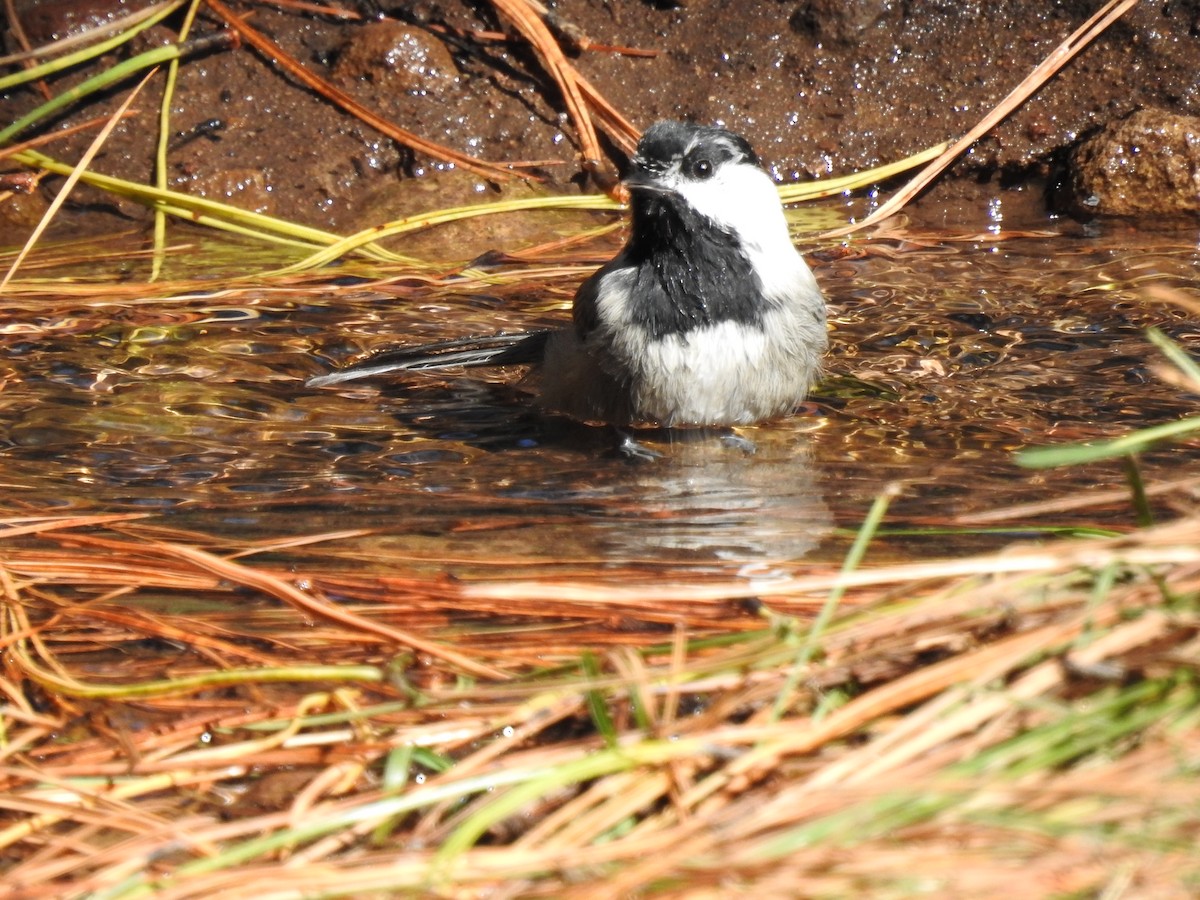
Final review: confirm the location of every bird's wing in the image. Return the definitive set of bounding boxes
[306,330,551,388]
[573,252,632,341]
[573,269,603,340]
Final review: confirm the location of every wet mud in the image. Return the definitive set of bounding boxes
[4,0,1200,234]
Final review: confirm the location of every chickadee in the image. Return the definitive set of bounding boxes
[308,120,828,428]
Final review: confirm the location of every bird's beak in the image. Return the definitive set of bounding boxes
[622,169,669,194]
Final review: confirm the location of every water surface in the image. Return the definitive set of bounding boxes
[3,216,1198,582]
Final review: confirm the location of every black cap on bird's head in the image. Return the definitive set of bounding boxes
[619,120,779,253]
[625,121,760,191]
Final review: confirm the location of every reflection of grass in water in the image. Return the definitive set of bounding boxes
[1018,327,1200,526]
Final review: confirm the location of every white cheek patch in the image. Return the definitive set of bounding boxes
[672,164,819,306]
[672,165,791,255]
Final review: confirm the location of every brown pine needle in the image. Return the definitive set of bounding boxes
[576,70,640,156]
[203,0,525,182]
[0,111,140,162]
[3,0,53,100]
[157,541,508,679]
[0,512,148,539]
[245,0,361,19]
[488,0,640,176]
[825,0,1140,237]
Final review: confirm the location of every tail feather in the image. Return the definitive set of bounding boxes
[306,330,550,388]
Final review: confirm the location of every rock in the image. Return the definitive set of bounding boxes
[332,21,458,93]
[789,0,896,44]
[1066,108,1200,218]
[179,167,276,216]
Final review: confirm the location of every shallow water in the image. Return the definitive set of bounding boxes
[2,215,1199,581]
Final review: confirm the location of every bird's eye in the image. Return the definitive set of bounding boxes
[689,157,714,180]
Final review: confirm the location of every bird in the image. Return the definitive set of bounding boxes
[307,120,828,430]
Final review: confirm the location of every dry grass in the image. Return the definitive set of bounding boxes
[2,485,1198,898]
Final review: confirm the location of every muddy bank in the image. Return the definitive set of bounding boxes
[3,0,1199,237]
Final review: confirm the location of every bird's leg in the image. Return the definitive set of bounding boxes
[612,428,663,460]
[720,430,758,455]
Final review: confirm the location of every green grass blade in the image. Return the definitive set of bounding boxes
[151,0,204,281]
[777,141,952,203]
[0,0,185,92]
[0,42,192,146]
[581,652,619,748]
[435,739,698,867]
[26,664,383,699]
[1015,415,1200,469]
[12,148,391,257]
[267,193,619,275]
[1123,455,1154,527]
[771,483,899,722]
[1146,326,1200,387]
